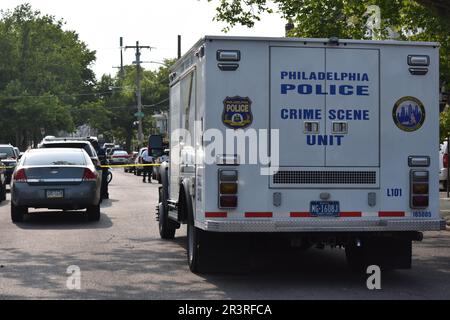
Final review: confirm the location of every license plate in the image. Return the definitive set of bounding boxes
[46,190,64,199]
[310,201,340,217]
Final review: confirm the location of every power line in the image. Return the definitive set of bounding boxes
[104,98,169,110]
[143,98,169,108]
[0,88,134,100]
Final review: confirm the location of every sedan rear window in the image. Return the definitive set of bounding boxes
[24,152,87,166]
[113,151,128,155]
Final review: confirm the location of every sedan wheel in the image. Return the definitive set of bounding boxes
[0,182,6,201]
[87,204,101,222]
[11,203,27,223]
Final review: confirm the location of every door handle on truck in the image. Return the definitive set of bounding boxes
[332,122,348,134]
[304,122,319,134]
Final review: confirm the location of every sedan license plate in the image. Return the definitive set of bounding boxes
[310,201,340,217]
[46,190,64,199]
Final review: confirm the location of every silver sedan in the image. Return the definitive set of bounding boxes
[10,148,102,223]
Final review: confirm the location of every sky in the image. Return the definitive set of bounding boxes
[1,0,285,79]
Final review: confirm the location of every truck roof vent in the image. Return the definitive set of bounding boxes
[328,37,339,46]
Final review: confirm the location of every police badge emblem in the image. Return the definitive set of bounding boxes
[222,96,253,129]
[393,96,425,132]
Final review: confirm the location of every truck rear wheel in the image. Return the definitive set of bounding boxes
[158,186,177,240]
[187,217,208,273]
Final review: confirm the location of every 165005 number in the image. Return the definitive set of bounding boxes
[413,211,432,218]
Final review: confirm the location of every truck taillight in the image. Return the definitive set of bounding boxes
[219,170,238,209]
[412,183,428,194]
[220,196,238,208]
[220,182,238,194]
[410,170,429,209]
[444,153,448,168]
[412,196,429,208]
[14,169,27,182]
[83,168,97,181]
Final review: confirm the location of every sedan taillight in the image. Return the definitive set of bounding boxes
[83,168,97,181]
[444,153,448,168]
[14,169,27,183]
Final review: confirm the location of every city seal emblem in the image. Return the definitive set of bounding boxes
[222,96,253,129]
[393,96,425,132]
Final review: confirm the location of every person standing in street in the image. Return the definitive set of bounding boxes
[141,148,154,183]
[98,147,109,198]
[88,137,109,199]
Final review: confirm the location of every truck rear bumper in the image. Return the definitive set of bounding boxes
[198,218,446,233]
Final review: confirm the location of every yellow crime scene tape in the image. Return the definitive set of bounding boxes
[100,163,161,168]
[1,164,161,169]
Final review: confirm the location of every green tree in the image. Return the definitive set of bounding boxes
[440,108,450,141]
[71,100,112,134]
[209,0,449,97]
[0,4,96,149]
[99,59,175,152]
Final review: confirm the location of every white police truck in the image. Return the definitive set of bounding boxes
[158,36,446,273]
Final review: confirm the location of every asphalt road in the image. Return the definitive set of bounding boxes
[0,169,449,300]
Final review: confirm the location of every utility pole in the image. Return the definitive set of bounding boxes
[178,35,182,59]
[125,41,152,147]
[113,37,124,78]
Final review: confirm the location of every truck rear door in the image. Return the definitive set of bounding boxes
[270,47,326,167]
[270,46,379,170]
[325,48,379,166]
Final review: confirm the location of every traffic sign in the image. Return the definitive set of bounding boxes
[135,112,145,118]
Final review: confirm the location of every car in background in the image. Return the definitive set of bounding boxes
[109,150,130,165]
[152,149,169,184]
[13,147,20,158]
[440,140,448,190]
[0,144,19,185]
[37,136,56,148]
[103,143,115,150]
[125,151,138,173]
[106,146,123,161]
[39,139,105,199]
[134,147,148,176]
[39,140,101,169]
[10,148,102,223]
[0,162,6,202]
